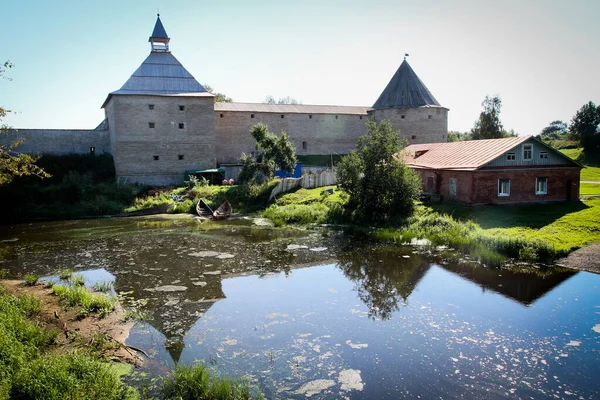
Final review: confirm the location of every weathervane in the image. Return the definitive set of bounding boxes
[157,8,160,16]
[404,53,410,61]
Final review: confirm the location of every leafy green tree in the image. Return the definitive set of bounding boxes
[337,119,421,225]
[471,95,505,140]
[570,101,600,152]
[263,95,301,105]
[447,130,471,142]
[237,123,296,183]
[203,84,232,103]
[540,120,568,137]
[1,61,49,185]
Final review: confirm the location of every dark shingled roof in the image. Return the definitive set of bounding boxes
[150,15,169,39]
[373,60,441,109]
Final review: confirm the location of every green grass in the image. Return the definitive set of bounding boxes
[23,274,39,286]
[93,281,114,293]
[429,198,600,255]
[58,269,73,280]
[263,186,348,225]
[52,285,116,317]
[581,183,600,195]
[71,273,86,286]
[0,286,133,400]
[560,148,600,181]
[161,363,262,400]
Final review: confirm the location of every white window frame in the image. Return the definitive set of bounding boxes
[539,151,548,159]
[536,177,548,195]
[522,144,533,161]
[506,152,516,161]
[498,179,510,197]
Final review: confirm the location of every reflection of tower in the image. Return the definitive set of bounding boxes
[438,262,578,306]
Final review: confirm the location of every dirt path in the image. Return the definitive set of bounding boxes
[1,280,142,364]
[556,242,600,274]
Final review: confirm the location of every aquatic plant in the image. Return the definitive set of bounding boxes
[92,280,114,293]
[52,285,116,316]
[161,363,261,400]
[71,273,86,286]
[58,269,73,280]
[23,274,39,286]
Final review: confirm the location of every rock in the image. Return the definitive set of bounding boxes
[145,285,187,292]
[193,281,208,287]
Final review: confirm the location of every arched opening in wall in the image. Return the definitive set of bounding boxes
[401,115,406,119]
[302,141,307,150]
[90,147,95,155]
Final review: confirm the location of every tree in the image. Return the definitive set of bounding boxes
[1,61,49,185]
[263,95,301,105]
[471,95,504,140]
[447,130,471,142]
[337,119,421,225]
[203,84,232,103]
[237,123,296,183]
[570,101,600,152]
[540,120,568,137]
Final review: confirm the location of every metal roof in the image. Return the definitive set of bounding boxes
[373,60,442,109]
[150,15,169,39]
[102,52,211,107]
[403,136,532,171]
[214,102,371,115]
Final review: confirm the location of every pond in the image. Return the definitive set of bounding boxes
[1,216,599,399]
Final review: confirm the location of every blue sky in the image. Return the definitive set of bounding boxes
[2,0,599,135]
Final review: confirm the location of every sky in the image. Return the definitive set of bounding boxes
[2,0,599,135]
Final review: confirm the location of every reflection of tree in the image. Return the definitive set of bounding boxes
[337,246,431,320]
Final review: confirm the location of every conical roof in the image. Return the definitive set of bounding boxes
[150,15,169,40]
[373,60,441,109]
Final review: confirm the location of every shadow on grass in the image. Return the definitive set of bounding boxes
[430,201,590,230]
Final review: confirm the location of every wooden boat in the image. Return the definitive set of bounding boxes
[212,200,232,220]
[196,199,213,218]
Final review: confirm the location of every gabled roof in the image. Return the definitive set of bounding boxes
[403,136,582,171]
[102,52,211,108]
[214,102,371,115]
[373,60,442,110]
[150,15,169,39]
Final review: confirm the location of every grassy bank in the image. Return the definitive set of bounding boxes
[560,148,600,181]
[264,186,600,265]
[0,280,262,400]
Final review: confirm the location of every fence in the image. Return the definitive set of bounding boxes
[269,170,337,200]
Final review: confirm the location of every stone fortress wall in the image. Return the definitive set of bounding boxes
[1,128,110,155]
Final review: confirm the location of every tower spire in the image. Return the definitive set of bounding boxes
[149,14,170,52]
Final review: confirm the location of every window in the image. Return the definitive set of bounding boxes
[302,141,307,150]
[540,151,548,159]
[359,116,362,120]
[428,115,432,119]
[178,123,185,129]
[449,178,457,197]
[498,179,510,196]
[148,104,154,110]
[153,156,159,161]
[251,114,255,118]
[179,105,185,111]
[220,113,224,118]
[506,152,516,161]
[335,115,338,120]
[309,115,312,119]
[178,154,184,160]
[523,144,533,161]
[536,177,548,195]
[149,122,155,128]
[281,115,285,119]
[401,115,406,119]
[411,135,416,140]
[90,146,95,154]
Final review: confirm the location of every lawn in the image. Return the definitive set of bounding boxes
[581,183,600,195]
[560,148,600,181]
[430,198,600,253]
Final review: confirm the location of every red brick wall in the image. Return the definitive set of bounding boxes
[471,168,580,204]
[412,168,580,204]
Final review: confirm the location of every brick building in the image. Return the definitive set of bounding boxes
[403,136,582,204]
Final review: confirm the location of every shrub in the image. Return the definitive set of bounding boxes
[23,274,39,286]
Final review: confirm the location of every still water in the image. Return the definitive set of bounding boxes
[1,216,598,399]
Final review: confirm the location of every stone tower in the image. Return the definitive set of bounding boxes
[102,15,216,185]
[369,59,448,144]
